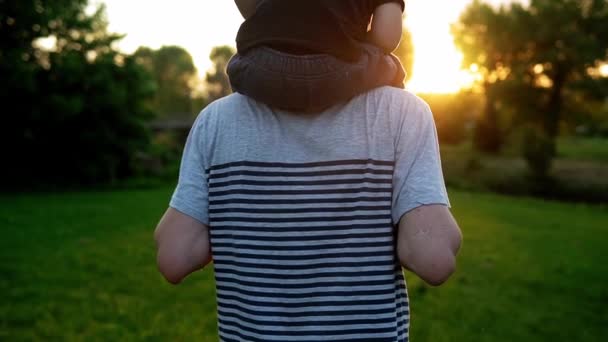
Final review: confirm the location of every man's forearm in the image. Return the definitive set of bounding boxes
[155,208,212,284]
[156,227,211,284]
[396,205,462,286]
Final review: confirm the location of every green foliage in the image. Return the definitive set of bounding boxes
[419,92,482,145]
[0,0,155,187]
[134,46,197,116]
[205,45,235,101]
[441,139,608,203]
[1,188,607,340]
[453,0,608,174]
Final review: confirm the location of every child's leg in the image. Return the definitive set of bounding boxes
[227,44,406,112]
[227,47,324,111]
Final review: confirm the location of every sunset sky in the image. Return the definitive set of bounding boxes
[99,0,520,93]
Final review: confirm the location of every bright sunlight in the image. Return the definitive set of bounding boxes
[101,0,514,94]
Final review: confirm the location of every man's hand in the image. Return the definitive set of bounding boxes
[154,208,212,284]
[396,205,462,286]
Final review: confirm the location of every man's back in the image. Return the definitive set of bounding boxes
[168,87,450,341]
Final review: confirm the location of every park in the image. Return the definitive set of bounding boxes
[1,0,607,341]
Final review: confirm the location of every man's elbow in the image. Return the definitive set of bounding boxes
[420,230,462,286]
[399,245,459,286]
[417,253,457,286]
[156,250,186,285]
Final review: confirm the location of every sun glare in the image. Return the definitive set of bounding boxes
[600,64,608,77]
[404,1,480,93]
[102,0,493,94]
[406,0,525,93]
[101,0,241,74]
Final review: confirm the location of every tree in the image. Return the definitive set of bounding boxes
[205,45,235,101]
[452,0,525,153]
[453,0,608,175]
[134,46,197,116]
[1,1,155,186]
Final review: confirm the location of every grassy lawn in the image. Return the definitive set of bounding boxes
[1,187,607,341]
[557,137,608,163]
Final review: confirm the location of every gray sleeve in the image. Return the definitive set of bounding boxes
[391,99,450,224]
[169,115,210,225]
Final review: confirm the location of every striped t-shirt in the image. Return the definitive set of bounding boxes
[170,87,450,342]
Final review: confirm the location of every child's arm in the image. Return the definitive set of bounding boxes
[368,2,404,53]
[235,0,258,19]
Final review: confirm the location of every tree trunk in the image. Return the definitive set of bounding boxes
[473,83,502,153]
[545,69,567,138]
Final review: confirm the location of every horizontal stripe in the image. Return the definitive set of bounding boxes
[209,187,391,197]
[398,300,409,310]
[212,240,390,251]
[211,231,391,244]
[218,293,395,308]
[214,267,394,280]
[211,230,392,241]
[213,249,394,261]
[209,205,390,215]
[215,268,393,281]
[214,259,393,272]
[218,319,397,337]
[206,159,406,341]
[219,310,396,327]
[217,275,394,289]
[218,298,396,318]
[207,159,394,173]
[219,327,400,342]
[210,196,392,206]
[209,178,392,189]
[213,257,395,271]
[215,277,392,290]
[219,306,395,324]
[211,214,391,224]
[211,222,391,233]
[217,293,395,310]
[218,302,397,318]
[398,326,409,336]
[209,168,393,180]
[216,285,395,299]
[217,296,400,313]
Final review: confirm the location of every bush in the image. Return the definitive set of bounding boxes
[522,126,556,179]
[421,92,481,145]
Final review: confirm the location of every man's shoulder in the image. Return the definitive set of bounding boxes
[196,88,432,125]
[200,93,256,116]
[351,86,432,121]
[194,93,261,126]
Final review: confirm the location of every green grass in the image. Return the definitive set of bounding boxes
[557,137,608,163]
[1,187,607,341]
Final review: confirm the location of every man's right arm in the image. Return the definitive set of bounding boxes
[396,204,462,286]
[235,0,258,19]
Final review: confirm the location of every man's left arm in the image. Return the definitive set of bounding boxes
[154,208,212,284]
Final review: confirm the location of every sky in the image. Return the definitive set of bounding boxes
[99,0,515,93]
